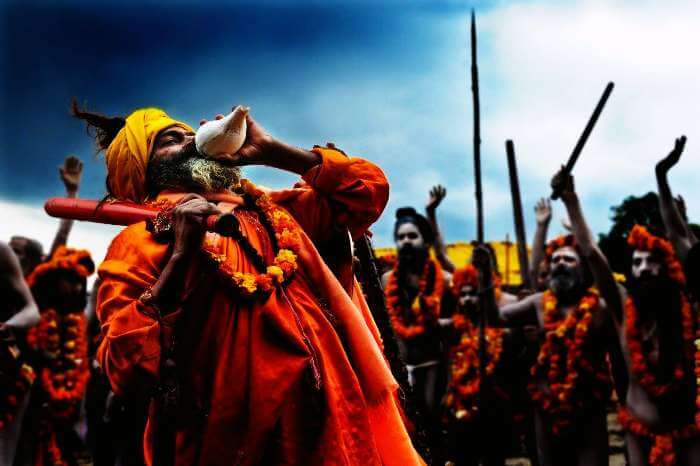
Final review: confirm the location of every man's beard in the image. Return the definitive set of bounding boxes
[628,273,684,380]
[146,141,241,196]
[397,244,428,268]
[458,301,479,323]
[59,293,87,314]
[548,265,583,302]
[629,273,681,323]
[396,244,429,287]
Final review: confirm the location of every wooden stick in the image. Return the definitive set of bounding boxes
[551,82,614,199]
[506,140,532,288]
[471,9,484,243]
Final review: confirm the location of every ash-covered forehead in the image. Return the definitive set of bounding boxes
[396,222,421,236]
[632,249,662,262]
[551,245,580,261]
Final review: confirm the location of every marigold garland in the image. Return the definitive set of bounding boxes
[201,179,301,300]
[620,225,700,464]
[618,407,697,466]
[624,296,692,398]
[385,257,443,339]
[444,316,505,422]
[0,360,35,431]
[26,246,94,288]
[529,288,611,436]
[26,308,90,421]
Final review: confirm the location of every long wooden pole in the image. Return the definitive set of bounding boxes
[471,9,484,243]
[506,140,532,288]
[470,9,488,423]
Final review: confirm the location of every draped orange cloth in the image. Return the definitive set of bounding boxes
[96,148,424,466]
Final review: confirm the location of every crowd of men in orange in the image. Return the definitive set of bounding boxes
[381,136,700,465]
[0,105,699,466]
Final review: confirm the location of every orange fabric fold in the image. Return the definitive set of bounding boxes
[96,149,423,465]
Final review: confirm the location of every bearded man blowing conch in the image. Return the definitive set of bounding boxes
[71,103,424,466]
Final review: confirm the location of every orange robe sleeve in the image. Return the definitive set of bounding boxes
[274,147,389,242]
[95,223,176,396]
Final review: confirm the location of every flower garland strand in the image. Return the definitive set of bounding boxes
[0,359,35,430]
[618,406,696,466]
[444,315,505,422]
[618,225,700,465]
[529,289,611,436]
[624,295,693,398]
[26,309,90,421]
[201,179,301,300]
[385,257,443,340]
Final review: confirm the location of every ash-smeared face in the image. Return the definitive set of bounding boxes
[146,126,241,196]
[457,284,479,311]
[395,222,426,253]
[548,246,584,296]
[631,250,662,282]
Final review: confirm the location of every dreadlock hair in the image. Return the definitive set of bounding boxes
[71,99,127,200]
[70,99,126,152]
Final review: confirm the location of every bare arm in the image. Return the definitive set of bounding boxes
[425,185,455,273]
[553,170,623,323]
[49,156,82,257]
[655,136,696,262]
[0,242,39,329]
[529,198,551,286]
[499,293,540,327]
[470,244,538,327]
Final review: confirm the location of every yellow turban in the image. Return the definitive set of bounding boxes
[105,108,193,203]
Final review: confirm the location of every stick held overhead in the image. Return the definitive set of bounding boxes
[551,81,614,200]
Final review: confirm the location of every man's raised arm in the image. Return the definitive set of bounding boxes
[553,169,622,323]
[655,136,697,262]
[426,185,455,273]
[529,198,552,287]
[49,156,82,258]
[207,112,389,242]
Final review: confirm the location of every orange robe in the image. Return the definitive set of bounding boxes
[96,148,424,466]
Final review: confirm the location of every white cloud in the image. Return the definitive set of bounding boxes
[0,198,121,286]
[480,0,700,230]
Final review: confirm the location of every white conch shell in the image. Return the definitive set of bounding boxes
[195,106,249,158]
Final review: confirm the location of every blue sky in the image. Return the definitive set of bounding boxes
[2,0,699,261]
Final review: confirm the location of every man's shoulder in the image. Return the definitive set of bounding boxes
[0,241,16,271]
[105,222,161,261]
[381,270,392,287]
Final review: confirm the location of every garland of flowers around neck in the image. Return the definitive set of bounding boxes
[529,288,611,436]
[26,308,89,422]
[444,314,504,422]
[617,225,700,466]
[385,257,443,340]
[618,406,696,466]
[624,295,693,399]
[201,179,301,301]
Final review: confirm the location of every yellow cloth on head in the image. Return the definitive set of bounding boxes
[105,108,194,203]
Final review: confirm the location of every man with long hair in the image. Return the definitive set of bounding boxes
[73,103,422,465]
